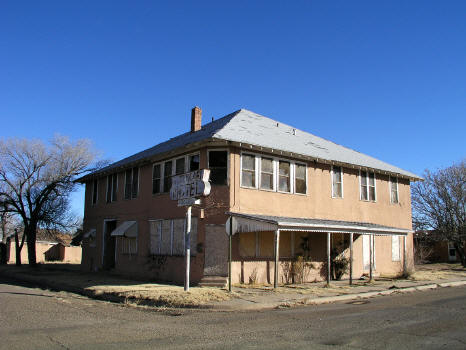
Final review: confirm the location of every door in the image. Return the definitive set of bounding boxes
[102,220,117,270]
[204,224,228,276]
[448,243,457,262]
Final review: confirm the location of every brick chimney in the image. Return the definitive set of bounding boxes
[191,106,202,132]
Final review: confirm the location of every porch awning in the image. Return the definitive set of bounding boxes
[83,229,96,238]
[110,221,138,238]
[226,212,411,236]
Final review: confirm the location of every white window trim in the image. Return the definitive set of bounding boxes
[331,165,344,198]
[240,151,307,195]
[359,170,377,202]
[294,162,308,196]
[207,149,230,186]
[389,175,399,204]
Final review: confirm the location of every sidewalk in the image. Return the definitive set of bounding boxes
[1,263,465,311]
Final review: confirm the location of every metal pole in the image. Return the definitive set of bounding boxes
[327,232,331,287]
[184,206,192,292]
[369,235,373,283]
[274,230,280,289]
[228,216,232,292]
[349,232,353,286]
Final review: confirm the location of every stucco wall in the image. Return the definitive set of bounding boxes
[8,242,81,264]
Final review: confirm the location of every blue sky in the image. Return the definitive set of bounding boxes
[1,1,465,217]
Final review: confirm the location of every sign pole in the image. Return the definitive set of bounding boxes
[185,205,192,292]
[228,216,232,292]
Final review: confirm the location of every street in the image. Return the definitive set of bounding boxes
[0,280,465,350]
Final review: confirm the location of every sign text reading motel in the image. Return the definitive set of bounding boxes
[170,169,211,204]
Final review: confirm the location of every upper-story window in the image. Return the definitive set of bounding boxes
[360,170,376,201]
[278,161,291,192]
[92,180,98,205]
[209,150,228,185]
[124,167,139,199]
[241,153,256,188]
[240,153,306,195]
[152,164,161,195]
[106,174,118,203]
[175,157,185,175]
[188,154,200,172]
[260,157,274,190]
[295,163,307,194]
[390,176,399,204]
[163,160,173,193]
[331,166,343,198]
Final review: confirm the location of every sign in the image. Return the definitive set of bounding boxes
[170,169,211,202]
[177,198,201,207]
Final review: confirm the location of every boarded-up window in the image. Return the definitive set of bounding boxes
[392,235,400,261]
[149,220,162,254]
[149,218,198,256]
[259,231,274,258]
[119,237,137,255]
[239,232,256,258]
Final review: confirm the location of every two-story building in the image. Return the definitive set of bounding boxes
[78,107,421,286]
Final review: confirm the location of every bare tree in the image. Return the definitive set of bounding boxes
[0,136,97,266]
[412,160,466,266]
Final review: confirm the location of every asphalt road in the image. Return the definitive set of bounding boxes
[0,280,465,350]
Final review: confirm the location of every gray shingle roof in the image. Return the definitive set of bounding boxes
[81,109,421,181]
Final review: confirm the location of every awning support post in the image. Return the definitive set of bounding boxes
[326,232,331,287]
[403,235,407,276]
[228,216,233,292]
[274,229,280,289]
[184,206,192,292]
[349,232,353,286]
[369,234,374,283]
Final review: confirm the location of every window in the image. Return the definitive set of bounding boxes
[241,153,256,188]
[295,163,306,194]
[360,171,376,201]
[163,160,173,192]
[124,167,138,199]
[119,237,137,255]
[92,180,98,205]
[209,150,228,185]
[392,236,400,261]
[152,164,161,194]
[278,161,291,192]
[260,157,274,190]
[332,166,343,198]
[188,154,200,172]
[175,157,185,175]
[390,176,399,204]
[106,174,118,203]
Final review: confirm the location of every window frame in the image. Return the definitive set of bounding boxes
[240,152,258,189]
[152,163,162,195]
[207,149,229,186]
[106,174,118,203]
[331,165,344,198]
[91,179,98,205]
[124,167,139,200]
[389,175,399,204]
[239,151,307,195]
[359,170,377,202]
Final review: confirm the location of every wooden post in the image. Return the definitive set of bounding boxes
[349,232,353,286]
[184,206,192,292]
[326,232,331,287]
[369,234,374,283]
[228,216,233,292]
[274,230,280,289]
[403,235,407,276]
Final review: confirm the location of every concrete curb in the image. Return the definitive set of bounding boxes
[2,268,466,311]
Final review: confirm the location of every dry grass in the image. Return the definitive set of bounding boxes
[410,263,466,281]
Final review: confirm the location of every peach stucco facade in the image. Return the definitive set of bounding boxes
[81,142,414,285]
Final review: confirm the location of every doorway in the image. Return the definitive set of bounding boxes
[102,220,117,270]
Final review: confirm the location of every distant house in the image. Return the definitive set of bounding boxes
[78,107,421,285]
[415,230,466,263]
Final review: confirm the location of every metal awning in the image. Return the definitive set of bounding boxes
[226,212,411,236]
[83,229,96,238]
[110,221,138,238]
